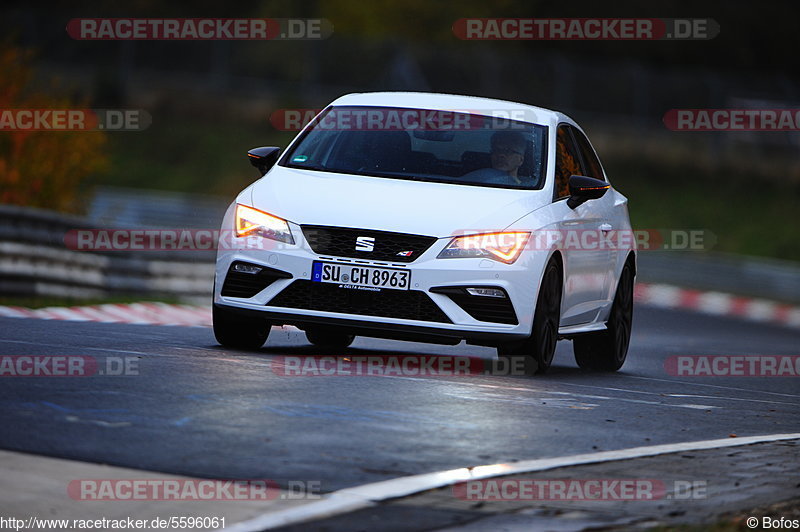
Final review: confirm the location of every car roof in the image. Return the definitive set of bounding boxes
[329,91,574,128]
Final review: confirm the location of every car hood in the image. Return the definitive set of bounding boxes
[249,166,550,237]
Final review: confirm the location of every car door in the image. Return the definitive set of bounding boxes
[551,124,610,326]
[571,126,619,307]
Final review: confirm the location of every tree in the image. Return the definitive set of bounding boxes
[0,42,107,212]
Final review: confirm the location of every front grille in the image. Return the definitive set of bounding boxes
[267,280,451,323]
[431,287,518,325]
[221,262,292,298]
[301,225,437,263]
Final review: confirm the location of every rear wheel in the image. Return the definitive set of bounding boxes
[497,259,562,375]
[213,305,271,349]
[305,328,355,349]
[573,261,634,371]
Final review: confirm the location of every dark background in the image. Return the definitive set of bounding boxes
[2,0,798,259]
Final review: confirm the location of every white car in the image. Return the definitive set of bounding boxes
[213,92,636,373]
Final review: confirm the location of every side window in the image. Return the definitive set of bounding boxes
[572,129,605,181]
[554,125,582,199]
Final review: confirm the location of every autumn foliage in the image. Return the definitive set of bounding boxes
[0,42,107,212]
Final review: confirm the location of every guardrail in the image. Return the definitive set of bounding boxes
[637,251,800,305]
[0,204,215,301]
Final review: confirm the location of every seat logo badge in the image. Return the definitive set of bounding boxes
[355,236,375,252]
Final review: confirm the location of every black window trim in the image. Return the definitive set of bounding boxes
[553,123,583,202]
[570,125,607,183]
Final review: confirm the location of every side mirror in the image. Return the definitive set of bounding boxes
[566,175,610,209]
[247,147,281,175]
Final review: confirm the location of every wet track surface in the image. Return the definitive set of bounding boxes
[1,307,798,494]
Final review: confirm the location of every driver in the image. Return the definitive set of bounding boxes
[464,131,528,185]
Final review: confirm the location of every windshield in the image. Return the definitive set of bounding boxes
[280,106,548,190]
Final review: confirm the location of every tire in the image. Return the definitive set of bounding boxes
[213,305,271,350]
[305,328,355,349]
[573,260,634,371]
[496,259,562,375]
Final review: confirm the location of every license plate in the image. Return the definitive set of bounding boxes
[312,262,410,291]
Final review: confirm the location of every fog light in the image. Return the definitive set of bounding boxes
[233,263,262,274]
[466,288,506,298]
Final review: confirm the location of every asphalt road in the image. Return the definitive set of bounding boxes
[0,307,798,495]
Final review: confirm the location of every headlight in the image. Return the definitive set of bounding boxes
[234,204,295,244]
[437,232,530,264]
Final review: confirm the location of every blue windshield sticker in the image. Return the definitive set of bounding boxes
[292,155,309,163]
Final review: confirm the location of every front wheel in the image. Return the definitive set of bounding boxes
[573,261,634,371]
[497,259,562,375]
[213,305,271,350]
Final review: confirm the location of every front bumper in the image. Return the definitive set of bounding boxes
[213,224,550,345]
